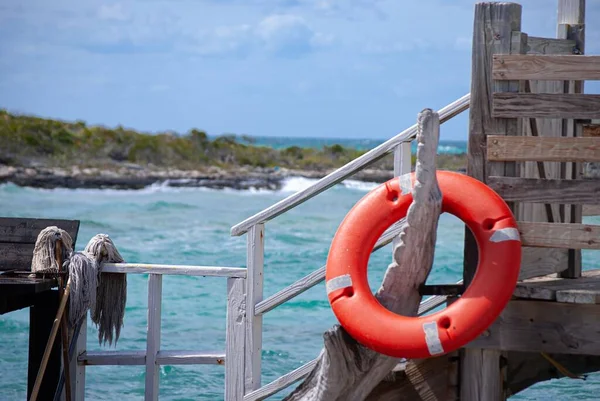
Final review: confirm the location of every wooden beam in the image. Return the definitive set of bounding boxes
[514,269,600,303]
[584,205,600,216]
[519,247,569,280]
[466,300,600,355]
[488,177,600,204]
[493,55,600,80]
[520,36,576,55]
[488,136,600,162]
[493,93,600,119]
[518,221,600,249]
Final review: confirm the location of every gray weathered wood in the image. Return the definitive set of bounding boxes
[492,55,600,80]
[488,136,600,162]
[519,36,577,55]
[0,217,79,244]
[466,299,600,355]
[254,222,405,316]
[492,93,600,119]
[514,269,600,303]
[462,4,522,400]
[584,205,600,216]
[487,177,600,204]
[145,274,162,401]
[230,94,470,236]
[519,247,569,280]
[73,317,87,401]
[518,221,600,249]
[244,359,318,401]
[461,349,503,401]
[156,351,225,365]
[245,224,264,392]
[101,263,246,278]
[78,351,146,366]
[283,109,443,401]
[78,350,226,366]
[226,277,246,401]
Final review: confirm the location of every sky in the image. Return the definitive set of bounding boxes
[0,0,599,141]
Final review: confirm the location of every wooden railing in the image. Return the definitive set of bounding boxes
[230,94,472,400]
[72,263,247,401]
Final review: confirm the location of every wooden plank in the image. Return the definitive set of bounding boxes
[230,94,471,236]
[0,276,57,296]
[466,300,600,355]
[79,351,146,366]
[156,351,225,365]
[254,222,404,316]
[461,350,503,401]
[488,136,600,162]
[102,263,246,278]
[225,277,246,401]
[519,247,569,280]
[145,274,162,401]
[518,221,600,249]
[492,93,600,119]
[584,205,600,216]
[245,224,264,392]
[462,5,522,400]
[493,55,600,80]
[514,269,600,302]
[243,359,318,401]
[0,243,34,270]
[0,217,79,244]
[584,124,600,137]
[488,177,600,204]
[521,36,577,55]
[73,317,87,400]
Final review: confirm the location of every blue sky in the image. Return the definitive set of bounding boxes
[0,0,598,141]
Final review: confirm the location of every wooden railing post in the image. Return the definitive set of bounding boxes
[392,142,412,255]
[461,2,522,401]
[146,274,162,401]
[225,277,246,401]
[72,317,87,400]
[558,0,585,279]
[245,224,264,392]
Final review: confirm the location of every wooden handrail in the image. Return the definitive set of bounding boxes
[230,93,471,236]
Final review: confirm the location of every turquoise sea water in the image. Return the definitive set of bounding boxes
[1,139,599,400]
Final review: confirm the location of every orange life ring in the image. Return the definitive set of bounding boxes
[325,170,521,359]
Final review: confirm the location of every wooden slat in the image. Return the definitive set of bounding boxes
[493,55,600,80]
[146,274,162,401]
[584,205,600,216]
[0,217,80,244]
[0,243,35,271]
[519,247,569,280]
[78,350,226,366]
[518,221,600,249]
[155,351,225,365]
[493,93,600,119]
[466,300,600,355]
[488,136,600,162]
[521,36,577,55]
[225,277,246,401]
[488,177,600,204]
[514,269,600,303]
[102,263,247,278]
[79,351,146,366]
[245,224,264,393]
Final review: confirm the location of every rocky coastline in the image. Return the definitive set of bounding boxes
[0,164,414,191]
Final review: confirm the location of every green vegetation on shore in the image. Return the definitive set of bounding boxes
[0,109,466,172]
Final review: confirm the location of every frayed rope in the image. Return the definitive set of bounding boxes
[31,226,73,273]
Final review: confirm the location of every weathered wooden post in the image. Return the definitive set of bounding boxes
[461,2,522,400]
[283,108,443,401]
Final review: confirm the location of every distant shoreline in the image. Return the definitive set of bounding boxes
[0,164,466,191]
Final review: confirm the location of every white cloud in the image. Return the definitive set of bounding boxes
[256,14,330,55]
